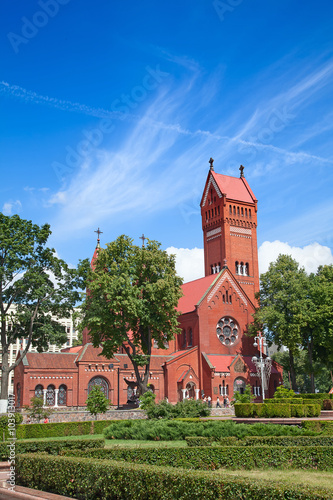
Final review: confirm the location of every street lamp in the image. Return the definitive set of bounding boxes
[252,334,272,401]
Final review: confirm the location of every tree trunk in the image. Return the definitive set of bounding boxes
[289,350,297,392]
[0,351,9,401]
[307,335,315,393]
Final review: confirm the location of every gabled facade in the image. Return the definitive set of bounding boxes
[14,163,282,408]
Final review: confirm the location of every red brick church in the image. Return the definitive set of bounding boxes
[14,162,282,408]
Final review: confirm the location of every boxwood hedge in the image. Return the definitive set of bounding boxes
[16,453,333,499]
[61,445,333,470]
[16,419,123,440]
[234,403,321,418]
[0,436,104,460]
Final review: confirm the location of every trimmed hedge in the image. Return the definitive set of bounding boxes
[186,435,333,448]
[0,436,104,460]
[61,445,333,470]
[302,420,333,435]
[16,419,124,440]
[234,403,321,418]
[16,453,333,499]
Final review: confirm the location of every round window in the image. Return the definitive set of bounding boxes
[216,317,239,346]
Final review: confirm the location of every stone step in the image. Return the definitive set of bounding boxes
[321,410,333,418]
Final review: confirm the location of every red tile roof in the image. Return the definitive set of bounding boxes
[24,352,77,369]
[212,172,257,203]
[205,355,233,372]
[177,274,217,314]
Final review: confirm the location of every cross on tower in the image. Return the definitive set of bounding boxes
[239,165,245,178]
[209,157,214,171]
[139,234,146,248]
[94,227,103,246]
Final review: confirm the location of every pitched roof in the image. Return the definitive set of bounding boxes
[205,354,234,372]
[177,274,217,314]
[201,171,257,207]
[23,352,77,369]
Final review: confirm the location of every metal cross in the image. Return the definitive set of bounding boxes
[139,234,146,247]
[209,157,214,171]
[239,165,245,178]
[94,227,103,242]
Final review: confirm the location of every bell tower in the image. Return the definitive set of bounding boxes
[200,160,259,304]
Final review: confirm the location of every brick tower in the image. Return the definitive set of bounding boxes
[200,160,259,304]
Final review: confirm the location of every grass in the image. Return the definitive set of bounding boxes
[215,469,333,492]
[105,439,187,448]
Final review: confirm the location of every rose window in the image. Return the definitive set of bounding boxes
[216,317,239,345]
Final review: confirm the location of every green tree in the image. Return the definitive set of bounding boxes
[86,386,110,418]
[0,214,89,404]
[231,384,254,404]
[25,396,53,422]
[80,235,183,394]
[249,255,307,391]
[300,265,333,391]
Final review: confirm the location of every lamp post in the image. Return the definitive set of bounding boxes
[252,334,271,401]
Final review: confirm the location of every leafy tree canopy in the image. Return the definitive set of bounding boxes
[86,386,110,418]
[80,235,183,394]
[0,213,89,401]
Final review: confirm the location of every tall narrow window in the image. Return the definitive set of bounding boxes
[235,261,239,274]
[241,207,244,216]
[229,205,232,214]
[237,207,240,215]
[245,208,247,217]
[188,328,193,347]
[249,209,252,218]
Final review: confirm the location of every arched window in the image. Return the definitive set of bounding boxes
[229,205,232,214]
[188,328,193,347]
[241,207,244,216]
[58,385,67,406]
[249,209,252,218]
[237,207,240,215]
[235,261,239,274]
[240,262,244,275]
[35,384,43,398]
[46,385,55,406]
[183,329,187,347]
[88,377,109,398]
[233,206,236,215]
[245,263,249,276]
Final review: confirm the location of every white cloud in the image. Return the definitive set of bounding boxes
[258,240,333,274]
[166,247,204,283]
[2,200,22,216]
[167,241,333,284]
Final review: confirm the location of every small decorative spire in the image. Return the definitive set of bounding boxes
[209,157,214,171]
[239,165,245,178]
[223,258,228,269]
[139,234,146,248]
[94,227,103,248]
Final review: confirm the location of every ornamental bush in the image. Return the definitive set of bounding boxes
[103,418,314,441]
[16,453,333,499]
[61,445,333,471]
[0,437,104,460]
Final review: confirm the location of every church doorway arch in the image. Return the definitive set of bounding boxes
[185,381,196,399]
[234,377,246,395]
[88,376,109,398]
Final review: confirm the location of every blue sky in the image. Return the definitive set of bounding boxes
[1,1,333,281]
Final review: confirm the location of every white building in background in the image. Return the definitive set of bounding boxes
[0,305,80,394]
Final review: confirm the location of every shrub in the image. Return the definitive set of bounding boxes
[103,419,315,441]
[85,386,110,418]
[0,437,104,460]
[323,399,333,410]
[291,404,305,417]
[16,453,333,499]
[61,445,333,471]
[273,386,295,399]
[185,437,212,447]
[302,420,333,435]
[140,395,211,419]
[0,413,23,441]
[304,404,321,417]
[233,404,253,417]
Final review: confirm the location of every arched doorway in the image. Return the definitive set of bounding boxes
[185,381,196,399]
[88,376,109,398]
[233,377,246,395]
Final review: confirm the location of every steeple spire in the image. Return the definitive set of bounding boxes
[94,227,103,248]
